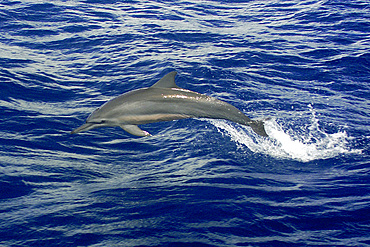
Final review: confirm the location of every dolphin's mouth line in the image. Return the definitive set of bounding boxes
[70,122,96,134]
[71,120,113,134]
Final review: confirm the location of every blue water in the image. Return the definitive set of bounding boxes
[0,0,369,246]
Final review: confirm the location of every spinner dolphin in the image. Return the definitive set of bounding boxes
[71,71,268,137]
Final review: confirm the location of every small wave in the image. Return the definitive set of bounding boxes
[209,106,360,162]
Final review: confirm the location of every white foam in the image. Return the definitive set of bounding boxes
[208,106,360,162]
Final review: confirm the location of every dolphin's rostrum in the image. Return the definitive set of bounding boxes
[71,71,268,137]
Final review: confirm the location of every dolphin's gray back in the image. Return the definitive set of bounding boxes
[94,87,252,126]
[159,89,251,125]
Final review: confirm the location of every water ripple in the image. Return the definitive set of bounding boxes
[0,0,369,246]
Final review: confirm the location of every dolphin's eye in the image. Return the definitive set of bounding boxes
[88,120,106,124]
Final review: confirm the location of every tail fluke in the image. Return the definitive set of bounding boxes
[250,120,268,137]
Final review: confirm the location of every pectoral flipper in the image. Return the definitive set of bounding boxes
[120,125,151,137]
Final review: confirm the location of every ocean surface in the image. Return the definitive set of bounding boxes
[0,0,369,246]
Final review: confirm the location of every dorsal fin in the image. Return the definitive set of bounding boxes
[151,71,179,88]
